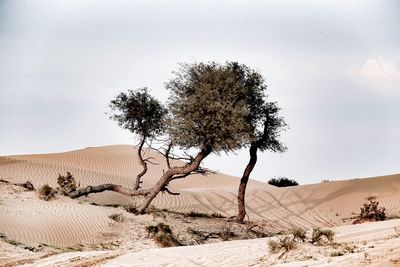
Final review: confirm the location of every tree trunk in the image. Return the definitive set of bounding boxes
[134,137,147,190]
[137,145,212,214]
[68,184,151,198]
[234,143,258,223]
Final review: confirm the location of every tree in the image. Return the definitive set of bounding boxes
[109,88,167,190]
[136,62,263,214]
[233,100,287,223]
[267,177,298,187]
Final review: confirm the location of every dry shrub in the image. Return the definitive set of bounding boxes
[268,235,296,253]
[268,239,280,253]
[57,172,77,195]
[109,213,124,222]
[21,181,35,191]
[154,233,179,247]
[146,223,179,247]
[289,227,306,242]
[311,228,335,244]
[38,184,56,201]
[219,223,235,241]
[280,235,296,251]
[353,196,386,224]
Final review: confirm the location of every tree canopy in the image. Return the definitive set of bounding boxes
[166,62,268,153]
[109,87,167,139]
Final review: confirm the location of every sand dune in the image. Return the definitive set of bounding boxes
[103,219,400,266]
[1,144,400,266]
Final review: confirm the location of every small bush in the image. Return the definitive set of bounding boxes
[146,223,179,247]
[311,228,335,244]
[125,203,138,214]
[268,177,299,187]
[38,184,56,201]
[289,227,306,242]
[353,196,386,223]
[268,235,296,253]
[7,239,22,246]
[57,172,77,195]
[154,233,179,247]
[219,223,235,241]
[108,213,124,222]
[268,239,280,253]
[330,251,344,257]
[21,181,35,191]
[280,235,296,251]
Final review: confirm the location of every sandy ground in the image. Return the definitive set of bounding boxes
[1,144,400,266]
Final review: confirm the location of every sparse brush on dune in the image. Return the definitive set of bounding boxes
[353,196,386,224]
[146,223,180,247]
[311,228,335,244]
[38,184,56,201]
[57,172,77,195]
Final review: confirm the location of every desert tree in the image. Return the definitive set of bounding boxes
[233,97,287,223]
[108,88,167,190]
[136,61,263,214]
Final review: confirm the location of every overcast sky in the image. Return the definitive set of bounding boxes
[1,0,399,184]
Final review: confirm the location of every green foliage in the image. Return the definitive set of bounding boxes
[57,172,77,195]
[254,101,287,152]
[167,62,271,152]
[311,228,335,244]
[38,184,56,201]
[109,87,167,139]
[268,177,299,187]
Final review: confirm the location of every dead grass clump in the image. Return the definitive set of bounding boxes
[108,213,124,222]
[57,172,77,195]
[146,223,180,247]
[0,233,22,246]
[311,228,335,244]
[21,181,35,191]
[219,223,236,241]
[268,235,296,253]
[289,227,306,242]
[330,251,344,257]
[38,184,56,201]
[154,233,179,247]
[268,239,280,253]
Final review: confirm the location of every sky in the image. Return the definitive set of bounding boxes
[1,0,399,184]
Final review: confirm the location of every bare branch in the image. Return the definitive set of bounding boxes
[161,187,180,196]
[68,184,151,198]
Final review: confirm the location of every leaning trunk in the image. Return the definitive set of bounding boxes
[137,145,212,214]
[235,143,258,223]
[134,137,147,190]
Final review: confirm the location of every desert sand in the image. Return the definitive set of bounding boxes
[1,145,399,266]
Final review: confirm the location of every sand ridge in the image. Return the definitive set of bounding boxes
[0,144,400,265]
